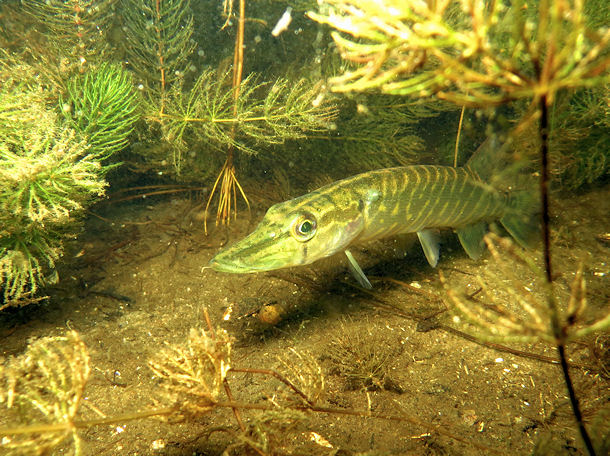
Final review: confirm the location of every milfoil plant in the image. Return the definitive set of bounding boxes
[0,63,139,309]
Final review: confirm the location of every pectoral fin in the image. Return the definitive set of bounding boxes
[417,229,441,267]
[345,249,372,289]
[457,222,487,260]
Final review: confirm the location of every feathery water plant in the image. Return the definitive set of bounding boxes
[0,128,105,225]
[62,63,140,160]
[122,0,195,111]
[0,231,59,311]
[312,94,451,172]
[0,125,106,308]
[23,0,115,68]
[308,0,610,105]
[158,69,337,173]
[309,2,609,452]
[548,86,609,189]
[443,233,610,345]
[0,331,91,455]
[0,76,110,308]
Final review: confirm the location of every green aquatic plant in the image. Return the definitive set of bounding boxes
[308,0,609,105]
[309,2,609,453]
[0,64,136,308]
[326,319,404,392]
[442,233,610,455]
[61,63,140,160]
[23,0,114,69]
[0,232,58,310]
[443,233,610,345]
[315,94,454,172]
[156,69,337,175]
[122,0,195,112]
[548,85,609,189]
[0,124,106,308]
[0,331,90,455]
[0,127,105,226]
[148,325,232,416]
[0,310,515,454]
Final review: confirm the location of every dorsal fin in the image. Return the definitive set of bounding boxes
[466,135,503,181]
[466,133,532,191]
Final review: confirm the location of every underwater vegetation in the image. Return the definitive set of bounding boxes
[0,64,138,309]
[325,319,405,392]
[0,296,607,454]
[443,233,610,346]
[0,313,327,455]
[122,0,195,109]
[309,0,610,184]
[157,68,337,173]
[0,309,511,455]
[308,0,609,102]
[20,0,115,80]
[62,63,140,160]
[0,331,90,454]
[548,86,609,189]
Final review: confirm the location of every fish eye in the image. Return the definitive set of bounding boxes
[291,213,317,242]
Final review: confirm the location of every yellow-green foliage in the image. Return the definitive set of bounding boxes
[0,80,107,308]
[549,86,609,188]
[62,63,140,159]
[155,69,338,177]
[308,0,609,188]
[443,234,610,344]
[23,0,114,69]
[0,318,330,456]
[0,58,139,309]
[309,0,609,103]
[0,127,105,225]
[148,326,232,416]
[122,0,195,100]
[0,331,90,455]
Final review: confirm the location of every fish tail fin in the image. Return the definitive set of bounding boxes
[500,190,540,248]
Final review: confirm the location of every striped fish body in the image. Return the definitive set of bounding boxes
[208,164,524,280]
[348,165,506,242]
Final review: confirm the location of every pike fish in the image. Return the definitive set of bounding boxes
[209,144,537,288]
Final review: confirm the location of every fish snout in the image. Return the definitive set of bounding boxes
[208,253,249,273]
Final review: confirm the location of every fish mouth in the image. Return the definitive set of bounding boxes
[208,245,289,273]
[208,255,265,273]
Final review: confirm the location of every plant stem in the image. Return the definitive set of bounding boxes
[539,94,596,456]
[0,407,177,436]
[454,104,466,167]
[205,0,249,231]
[539,95,552,284]
[154,0,167,114]
[558,343,596,455]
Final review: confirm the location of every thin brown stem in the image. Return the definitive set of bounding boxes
[0,407,177,436]
[539,94,595,456]
[229,367,314,406]
[223,378,245,432]
[454,104,466,167]
[155,0,166,114]
[205,0,249,232]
